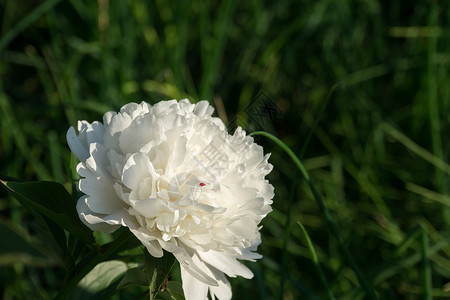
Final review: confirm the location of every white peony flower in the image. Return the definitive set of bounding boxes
[67,99,274,300]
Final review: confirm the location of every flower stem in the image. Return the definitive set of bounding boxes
[251,131,378,300]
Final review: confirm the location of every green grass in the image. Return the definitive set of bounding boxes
[1,0,450,299]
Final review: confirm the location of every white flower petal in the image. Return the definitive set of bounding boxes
[76,196,120,233]
[129,227,164,257]
[199,250,253,279]
[133,198,168,218]
[66,126,89,161]
[85,143,111,178]
[79,120,105,145]
[181,265,209,300]
[194,100,214,118]
[152,99,179,115]
[166,136,187,173]
[121,152,155,190]
[78,173,124,214]
[181,253,232,300]
[176,251,218,286]
[120,115,163,154]
[238,249,263,262]
[209,268,232,300]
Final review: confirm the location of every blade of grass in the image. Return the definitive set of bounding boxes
[41,46,77,127]
[347,234,450,299]
[392,225,422,258]
[0,0,63,52]
[250,131,378,300]
[304,115,393,220]
[48,131,64,182]
[370,235,449,286]
[297,221,335,300]
[405,182,450,207]
[172,1,189,93]
[0,87,51,180]
[198,0,236,99]
[381,123,450,176]
[279,172,298,300]
[250,132,309,180]
[252,264,267,300]
[427,4,448,226]
[421,225,432,300]
[299,82,343,159]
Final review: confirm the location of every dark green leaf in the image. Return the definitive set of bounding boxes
[43,215,68,255]
[166,281,185,300]
[28,218,68,265]
[113,228,143,252]
[0,180,93,244]
[117,267,148,289]
[157,290,177,300]
[79,260,128,291]
[0,218,52,267]
[69,260,128,299]
[56,231,134,300]
[144,250,176,300]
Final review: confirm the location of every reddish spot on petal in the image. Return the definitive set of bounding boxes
[199,182,206,186]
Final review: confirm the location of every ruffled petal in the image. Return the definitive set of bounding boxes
[133,198,169,219]
[121,152,155,190]
[209,268,232,300]
[181,265,209,300]
[66,127,89,161]
[198,250,253,279]
[76,196,120,233]
[180,253,232,300]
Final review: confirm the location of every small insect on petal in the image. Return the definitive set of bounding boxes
[199,182,206,187]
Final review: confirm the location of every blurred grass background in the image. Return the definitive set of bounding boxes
[1,0,450,299]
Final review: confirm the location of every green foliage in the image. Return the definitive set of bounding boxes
[117,267,148,289]
[0,218,51,267]
[73,260,129,299]
[144,250,176,300]
[0,180,93,244]
[1,0,450,299]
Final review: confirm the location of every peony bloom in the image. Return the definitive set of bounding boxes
[67,99,274,299]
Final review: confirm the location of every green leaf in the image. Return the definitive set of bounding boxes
[166,281,185,300]
[155,282,185,300]
[56,231,134,300]
[117,267,148,289]
[93,231,114,245]
[28,218,68,265]
[69,260,128,299]
[0,180,93,244]
[79,260,128,292]
[144,250,176,299]
[42,215,68,256]
[113,228,144,253]
[0,218,52,267]
[157,291,177,300]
